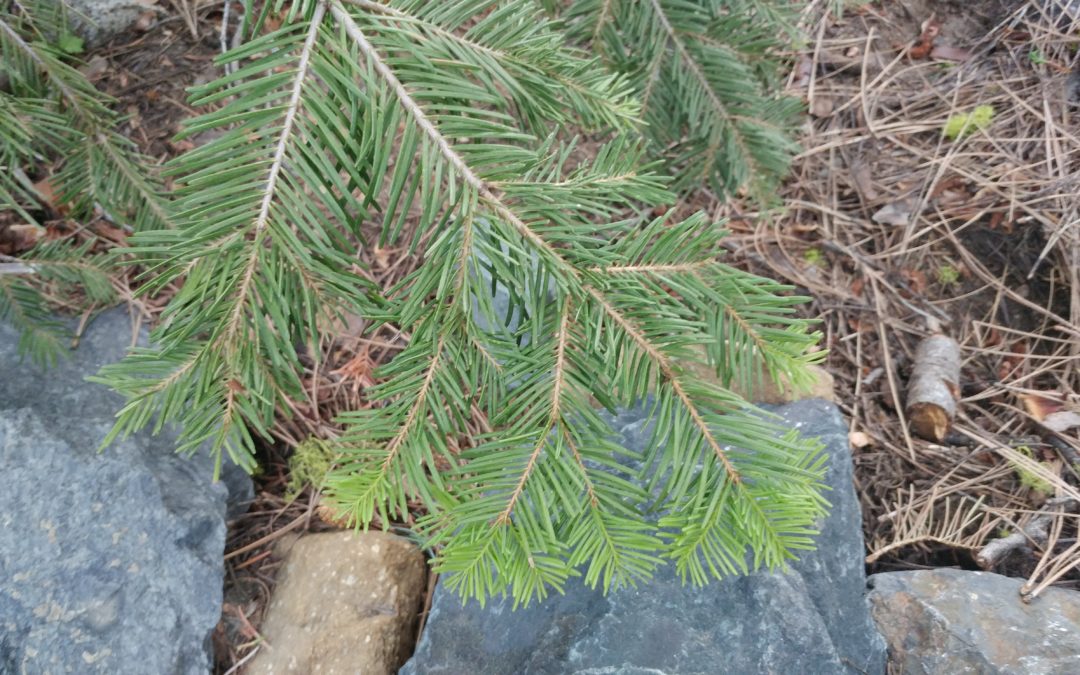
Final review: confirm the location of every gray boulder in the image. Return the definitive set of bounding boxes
[65,0,146,47]
[868,568,1080,674]
[402,399,887,675]
[0,308,251,673]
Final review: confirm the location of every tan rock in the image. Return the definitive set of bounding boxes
[678,350,835,404]
[734,364,834,404]
[588,343,834,408]
[247,531,426,675]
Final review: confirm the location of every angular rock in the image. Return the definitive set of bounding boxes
[246,531,427,675]
[0,308,251,673]
[65,0,146,47]
[868,568,1080,674]
[402,399,887,675]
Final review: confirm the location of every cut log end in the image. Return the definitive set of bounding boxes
[906,335,961,443]
[907,402,951,443]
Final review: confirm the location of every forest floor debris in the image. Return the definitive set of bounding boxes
[719,0,1080,599]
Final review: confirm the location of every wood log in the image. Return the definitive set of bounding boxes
[976,498,1077,570]
[906,335,961,442]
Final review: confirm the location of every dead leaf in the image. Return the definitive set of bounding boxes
[168,138,196,154]
[872,198,916,226]
[1044,411,1080,433]
[810,96,834,118]
[332,347,377,393]
[930,44,972,62]
[264,11,284,32]
[908,16,941,60]
[372,246,392,269]
[93,222,129,244]
[929,175,970,208]
[79,55,108,80]
[850,162,879,201]
[126,105,141,130]
[900,268,928,295]
[1020,392,1064,421]
[134,12,154,31]
[31,178,66,215]
[849,431,872,448]
[998,343,1028,380]
[794,55,813,88]
[7,223,44,252]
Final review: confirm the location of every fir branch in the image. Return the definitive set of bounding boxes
[223,2,326,347]
[96,11,377,469]
[588,287,742,481]
[341,0,638,131]
[592,261,713,274]
[327,1,824,604]
[0,275,66,365]
[0,12,175,231]
[494,299,571,526]
[0,240,115,366]
[563,0,803,198]
[15,0,836,608]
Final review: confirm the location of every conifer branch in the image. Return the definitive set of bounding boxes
[593,0,613,43]
[0,0,829,606]
[587,288,742,484]
[331,5,481,188]
[384,335,444,467]
[593,262,712,274]
[93,132,175,230]
[646,0,762,187]
[331,3,576,272]
[224,2,326,346]
[0,14,175,231]
[495,299,571,525]
[0,18,82,113]
[340,0,637,131]
[563,0,801,198]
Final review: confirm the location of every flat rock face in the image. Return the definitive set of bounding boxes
[247,531,427,675]
[868,568,1080,674]
[65,0,145,47]
[0,308,251,673]
[402,399,887,675]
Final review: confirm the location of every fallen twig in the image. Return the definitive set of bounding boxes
[976,497,1077,569]
[906,335,962,442]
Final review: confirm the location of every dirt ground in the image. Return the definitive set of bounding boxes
[38,0,1080,671]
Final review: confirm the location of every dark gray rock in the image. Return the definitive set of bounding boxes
[403,399,887,675]
[868,568,1080,674]
[0,308,252,673]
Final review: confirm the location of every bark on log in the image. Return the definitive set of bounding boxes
[906,335,961,442]
[976,498,1077,569]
